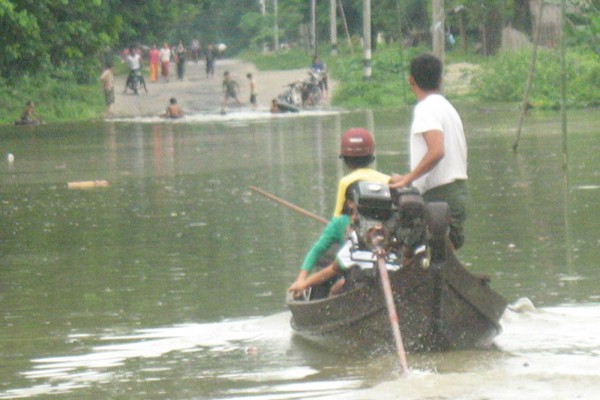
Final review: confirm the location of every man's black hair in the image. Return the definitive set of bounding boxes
[410,54,442,91]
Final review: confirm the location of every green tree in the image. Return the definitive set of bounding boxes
[0,0,119,82]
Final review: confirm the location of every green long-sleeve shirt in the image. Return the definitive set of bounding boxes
[300,214,350,272]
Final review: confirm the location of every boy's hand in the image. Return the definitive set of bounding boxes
[287,279,307,299]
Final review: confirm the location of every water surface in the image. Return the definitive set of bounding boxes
[1,106,599,399]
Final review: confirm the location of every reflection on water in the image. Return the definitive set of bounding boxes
[1,106,600,399]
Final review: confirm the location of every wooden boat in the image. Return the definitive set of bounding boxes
[286,182,507,354]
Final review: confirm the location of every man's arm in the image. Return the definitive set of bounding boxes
[390,130,444,188]
[288,261,342,298]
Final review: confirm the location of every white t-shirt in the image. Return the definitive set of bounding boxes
[410,93,467,193]
[335,234,399,271]
[159,48,171,63]
[127,53,141,70]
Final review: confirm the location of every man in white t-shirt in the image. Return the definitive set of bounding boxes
[390,54,469,250]
[124,48,142,93]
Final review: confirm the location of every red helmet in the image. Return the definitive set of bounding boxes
[340,128,374,157]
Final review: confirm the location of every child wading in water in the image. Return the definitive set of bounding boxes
[247,73,258,109]
[100,63,115,118]
[221,71,241,113]
[160,97,184,118]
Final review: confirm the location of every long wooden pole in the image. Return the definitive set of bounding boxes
[375,245,409,373]
[249,186,328,224]
[559,0,568,171]
[338,0,354,54]
[513,0,545,152]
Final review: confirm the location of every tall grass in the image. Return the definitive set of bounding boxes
[472,49,600,108]
[0,74,105,125]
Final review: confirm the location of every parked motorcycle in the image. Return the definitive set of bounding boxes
[125,70,147,95]
[277,82,303,107]
[277,70,325,109]
[300,70,324,106]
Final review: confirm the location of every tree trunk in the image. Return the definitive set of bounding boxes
[458,9,467,52]
[432,0,445,61]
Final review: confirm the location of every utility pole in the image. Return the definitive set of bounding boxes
[432,0,445,62]
[330,0,338,56]
[260,0,268,53]
[363,0,372,80]
[274,0,279,51]
[311,0,317,55]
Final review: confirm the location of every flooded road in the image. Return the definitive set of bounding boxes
[1,105,599,399]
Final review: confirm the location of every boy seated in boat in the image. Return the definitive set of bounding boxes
[287,128,389,297]
[288,185,399,298]
[160,97,184,119]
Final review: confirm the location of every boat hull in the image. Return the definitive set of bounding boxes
[287,251,506,354]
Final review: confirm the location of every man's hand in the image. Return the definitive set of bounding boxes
[389,173,411,189]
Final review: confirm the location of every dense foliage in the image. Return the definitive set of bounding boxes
[472,49,600,108]
[0,0,599,124]
[2,0,577,83]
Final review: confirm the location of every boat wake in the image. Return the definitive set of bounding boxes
[3,302,600,399]
[109,108,344,125]
[0,312,357,399]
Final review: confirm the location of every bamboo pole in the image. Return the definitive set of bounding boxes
[249,186,328,224]
[560,0,568,171]
[513,0,545,152]
[338,0,354,54]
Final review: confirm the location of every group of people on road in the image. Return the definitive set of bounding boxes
[288,53,469,299]
[98,39,226,118]
[148,40,211,83]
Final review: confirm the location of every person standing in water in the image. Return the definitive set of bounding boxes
[247,73,258,109]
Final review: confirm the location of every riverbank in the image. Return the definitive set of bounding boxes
[111,58,336,118]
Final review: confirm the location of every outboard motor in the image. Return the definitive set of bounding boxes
[349,181,449,267]
[348,181,396,250]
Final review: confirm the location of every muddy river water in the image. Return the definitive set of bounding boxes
[1,105,599,399]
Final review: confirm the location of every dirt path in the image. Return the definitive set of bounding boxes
[112,59,332,117]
